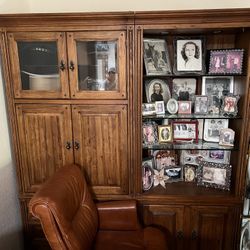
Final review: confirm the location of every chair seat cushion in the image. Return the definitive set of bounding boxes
[94,227,167,250]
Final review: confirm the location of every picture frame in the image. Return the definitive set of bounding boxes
[184,165,197,182]
[142,121,158,146]
[208,49,244,75]
[220,94,240,117]
[158,125,173,143]
[142,103,156,116]
[153,150,178,170]
[219,128,235,147]
[194,95,208,114]
[206,150,231,164]
[174,37,205,74]
[172,78,197,101]
[145,78,171,104]
[203,119,229,142]
[166,98,178,114]
[180,150,208,166]
[143,38,172,76]
[172,121,198,143]
[201,76,234,98]
[197,161,232,190]
[155,101,165,115]
[178,101,192,114]
[142,158,154,191]
[207,95,221,115]
[164,166,183,183]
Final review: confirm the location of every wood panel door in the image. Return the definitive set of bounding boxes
[72,104,129,196]
[188,206,237,250]
[16,104,73,193]
[143,205,185,250]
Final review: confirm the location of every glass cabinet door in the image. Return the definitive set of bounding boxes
[8,32,69,99]
[67,31,126,99]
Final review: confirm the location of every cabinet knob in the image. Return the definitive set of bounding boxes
[65,141,72,150]
[75,141,80,150]
[60,60,66,71]
[69,61,75,71]
[191,230,198,240]
[176,230,184,239]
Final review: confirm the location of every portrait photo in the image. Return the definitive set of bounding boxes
[142,158,154,191]
[155,101,165,115]
[145,78,171,104]
[172,78,197,101]
[166,98,178,114]
[203,119,229,142]
[178,101,192,114]
[221,94,240,117]
[142,121,158,146]
[184,165,197,182]
[174,37,205,74]
[207,95,221,114]
[219,128,235,147]
[153,150,178,170]
[143,38,172,75]
[158,125,173,143]
[194,95,208,114]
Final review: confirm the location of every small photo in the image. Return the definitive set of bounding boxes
[202,76,234,98]
[194,95,208,114]
[208,95,221,114]
[206,150,231,164]
[143,38,172,75]
[155,101,165,115]
[219,128,235,147]
[153,150,178,170]
[142,121,158,146]
[172,121,198,143]
[184,165,197,182]
[225,49,244,74]
[221,94,240,117]
[145,79,171,104]
[178,101,192,114]
[142,158,154,191]
[180,150,207,166]
[142,103,156,116]
[172,78,197,101]
[164,166,183,182]
[174,37,205,74]
[166,98,178,114]
[158,125,173,143]
[203,119,229,142]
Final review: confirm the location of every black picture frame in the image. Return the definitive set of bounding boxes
[142,158,154,191]
[174,37,206,75]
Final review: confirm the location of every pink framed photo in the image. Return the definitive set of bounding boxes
[172,121,198,143]
[178,101,192,114]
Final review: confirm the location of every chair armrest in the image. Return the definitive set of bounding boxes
[97,200,142,231]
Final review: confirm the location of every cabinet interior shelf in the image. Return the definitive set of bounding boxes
[143,139,236,150]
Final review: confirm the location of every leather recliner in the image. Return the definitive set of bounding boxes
[29,164,168,250]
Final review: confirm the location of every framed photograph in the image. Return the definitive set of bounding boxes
[166,98,178,114]
[153,150,178,170]
[197,119,204,140]
[208,95,221,114]
[208,49,244,75]
[194,95,208,114]
[142,103,156,116]
[184,165,197,182]
[201,76,234,98]
[142,121,158,146]
[145,79,171,104]
[142,158,154,191]
[203,119,229,142]
[219,128,235,147]
[220,94,240,117]
[172,78,197,101]
[180,150,208,166]
[178,101,192,114]
[143,38,172,75]
[174,37,205,74]
[158,125,173,143]
[197,161,232,190]
[206,150,231,164]
[172,121,198,143]
[155,101,165,115]
[164,166,183,183]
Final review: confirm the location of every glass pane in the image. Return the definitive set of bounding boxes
[77,41,118,91]
[17,42,60,91]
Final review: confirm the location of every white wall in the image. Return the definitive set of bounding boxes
[0,1,250,250]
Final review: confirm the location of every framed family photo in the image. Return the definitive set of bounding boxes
[219,128,235,147]
[174,37,205,74]
[197,161,232,190]
[143,38,172,75]
[172,78,197,101]
[220,94,240,117]
[158,125,173,143]
[208,49,244,75]
[172,121,198,143]
[155,101,165,115]
[142,103,156,116]
[194,95,208,114]
[145,78,171,104]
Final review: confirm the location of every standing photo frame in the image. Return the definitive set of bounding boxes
[172,121,198,143]
[158,125,173,143]
[178,101,192,114]
[219,128,235,147]
[194,95,209,114]
[174,37,205,75]
[155,101,165,115]
[142,158,154,191]
[220,94,240,117]
[142,121,158,146]
[143,38,172,76]
[166,98,178,114]
[208,49,244,75]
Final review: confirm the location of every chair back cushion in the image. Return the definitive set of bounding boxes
[29,164,98,250]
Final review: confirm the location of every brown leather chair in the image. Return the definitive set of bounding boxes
[29,164,168,250]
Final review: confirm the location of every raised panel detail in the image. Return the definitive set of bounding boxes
[16,104,73,193]
[72,104,128,195]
